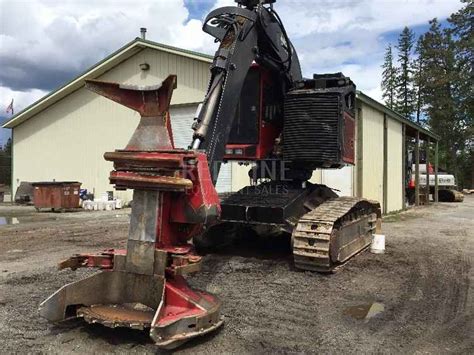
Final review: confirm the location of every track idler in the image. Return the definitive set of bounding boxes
[40,76,223,349]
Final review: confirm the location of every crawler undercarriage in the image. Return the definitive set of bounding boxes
[195,182,382,272]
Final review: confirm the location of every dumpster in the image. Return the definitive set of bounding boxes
[32,181,81,212]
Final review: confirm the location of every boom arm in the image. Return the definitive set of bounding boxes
[191,2,302,184]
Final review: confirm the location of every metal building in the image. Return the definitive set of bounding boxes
[2,38,438,213]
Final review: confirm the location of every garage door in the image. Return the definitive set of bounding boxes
[169,105,231,193]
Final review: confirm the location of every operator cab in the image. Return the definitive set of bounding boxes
[224,65,283,161]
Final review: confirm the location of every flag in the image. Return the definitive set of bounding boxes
[6,99,14,115]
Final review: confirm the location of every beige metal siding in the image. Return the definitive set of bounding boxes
[99,47,209,105]
[386,118,403,212]
[12,48,210,202]
[310,170,322,184]
[361,103,384,208]
[231,163,251,191]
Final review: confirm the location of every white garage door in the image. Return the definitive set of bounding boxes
[169,105,231,193]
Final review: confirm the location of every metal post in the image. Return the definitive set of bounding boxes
[356,106,364,198]
[402,124,406,210]
[415,131,420,206]
[435,140,439,202]
[383,114,388,214]
[10,129,14,206]
[425,138,430,203]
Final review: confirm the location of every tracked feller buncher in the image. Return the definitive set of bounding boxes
[40,0,381,349]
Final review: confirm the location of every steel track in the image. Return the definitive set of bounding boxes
[292,197,381,272]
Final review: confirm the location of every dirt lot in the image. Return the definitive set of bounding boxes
[0,197,473,354]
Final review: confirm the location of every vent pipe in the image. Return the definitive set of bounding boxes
[140,28,147,40]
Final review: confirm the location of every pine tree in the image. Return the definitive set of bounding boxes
[420,19,463,179]
[448,0,474,188]
[413,37,426,124]
[394,26,416,119]
[381,45,397,109]
[448,0,473,134]
[0,138,12,186]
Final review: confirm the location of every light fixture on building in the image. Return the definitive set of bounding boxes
[139,63,150,71]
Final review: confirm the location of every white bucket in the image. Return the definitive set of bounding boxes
[370,234,385,254]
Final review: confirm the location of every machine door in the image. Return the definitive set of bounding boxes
[228,68,260,144]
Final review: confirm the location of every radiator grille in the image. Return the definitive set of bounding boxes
[283,92,341,165]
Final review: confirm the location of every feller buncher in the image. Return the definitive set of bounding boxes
[40,0,381,349]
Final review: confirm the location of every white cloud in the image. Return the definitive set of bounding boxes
[0,86,47,115]
[272,0,461,36]
[211,0,461,100]
[271,0,461,99]
[0,0,463,111]
[0,0,214,111]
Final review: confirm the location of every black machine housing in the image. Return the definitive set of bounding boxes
[283,73,356,170]
[223,70,356,180]
[218,71,356,226]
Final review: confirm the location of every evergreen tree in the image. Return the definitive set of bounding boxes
[0,137,12,186]
[381,45,397,109]
[448,0,473,135]
[413,37,426,124]
[381,2,473,188]
[394,26,416,119]
[448,0,474,188]
[420,19,464,182]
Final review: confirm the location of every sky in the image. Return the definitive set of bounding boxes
[0,0,464,146]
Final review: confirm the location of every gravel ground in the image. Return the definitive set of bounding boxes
[0,197,472,354]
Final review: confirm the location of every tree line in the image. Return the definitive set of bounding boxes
[0,137,12,186]
[381,0,473,188]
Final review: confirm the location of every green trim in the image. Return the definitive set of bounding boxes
[434,141,439,202]
[10,129,14,205]
[383,114,388,213]
[402,123,406,210]
[2,38,213,129]
[356,91,440,141]
[356,106,363,198]
[415,131,420,206]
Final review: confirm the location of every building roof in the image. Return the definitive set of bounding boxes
[2,38,213,129]
[356,91,440,141]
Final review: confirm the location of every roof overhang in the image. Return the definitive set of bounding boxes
[2,38,213,129]
[356,91,440,141]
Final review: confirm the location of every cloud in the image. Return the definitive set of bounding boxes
[0,86,47,116]
[266,0,461,100]
[0,0,463,113]
[0,0,213,112]
[213,0,461,101]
